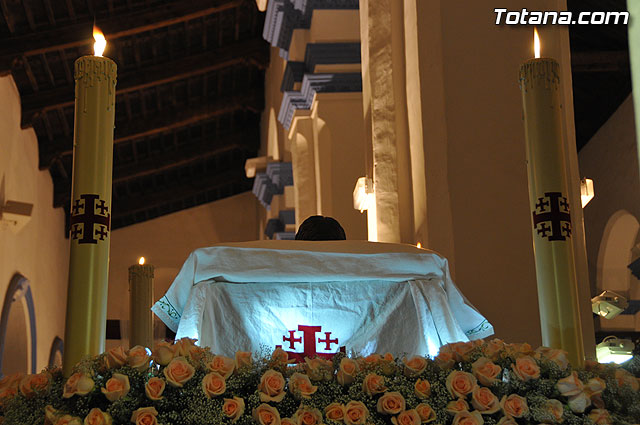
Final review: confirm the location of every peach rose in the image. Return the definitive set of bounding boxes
[567,391,590,413]
[435,347,456,370]
[54,415,82,425]
[202,372,226,398]
[45,405,59,424]
[294,406,323,425]
[504,342,532,356]
[130,407,158,425]
[361,354,382,369]
[471,386,500,414]
[380,353,396,376]
[101,373,130,402]
[19,372,50,396]
[173,338,198,357]
[253,403,281,425]
[259,369,286,402]
[152,341,175,366]
[414,378,431,399]
[446,398,470,415]
[344,401,368,425]
[362,373,387,396]
[452,411,483,425]
[222,396,245,422]
[511,356,540,381]
[282,419,297,425]
[0,386,17,407]
[163,356,195,387]
[0,373,23,392]
[500,394,528,418]
[535,347,569,370]
[337,358,359,386]
[207,355,235,379]
[324,403,345,422]
[145,377,165,400]
[270,347,292,366]
[104,346,127,369]
[63,372,94,398]
[585,377,606,397]
[83,408,112,425]
[403,356,427,377]
[544,399,564,423]
[289,372,318,399]
[304,357,333,381]
[482,339,505,360]
[450,342,476,362]
[556,371,583,397]
[615,369,639,391]
[127,346,151,371]
[376,391,406,415]
[471,357,501,387]
[235,351,253,370]
[391,409,421,425]
[588,409,612,425]
[496,416,517,425]
[446,370,477,398]
[415,403,436,423]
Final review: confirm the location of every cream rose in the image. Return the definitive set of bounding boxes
[471,357,501,386]
[324,403,345,422]
[54,415,82,425]
[615,369,639,391]
[403,356,427,377]
[19,372,50,397]
[376,391,405,415]
[567,391,591,414]
[208,355,235,379]
[544,399,564,423]
[452,411,484,425]
[202,372,226,398]
[415,403,436,423]
[104,346,127,369]
[471,387,500,414]
[63,372,94,398]
[344,401,368,425]
[362,373,387,396]
[145,377,165,401]
[101,373,130,402]
[45,404,59,424]
[127,346,150,371]
[536,347,569,370]
[259,369,286,402]
[391,409,421,425]
[588,409,613,425]
[414,378,431,399]
[163,356,195,387]
[304,357,333,381]
[152,341,175,366]
[446,370,477,398]
[585,377,606,397]
[253,403,281,425]
[511,356,540,381]
[294,406,323,425]
[500,394,528,418]
[556,371,584,397]
[83,408,112,425]
[337,358,359,386]
[222,396,245,422]
[130,407,158,425]
[235,351,253,370]
[289,372,318,399]
[446,398,470,415]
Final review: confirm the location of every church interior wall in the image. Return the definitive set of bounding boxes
[0,75,69,374]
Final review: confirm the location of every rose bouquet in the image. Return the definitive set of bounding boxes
[1,338,639,425]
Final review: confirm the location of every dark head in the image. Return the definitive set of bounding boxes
[295,215,347,241]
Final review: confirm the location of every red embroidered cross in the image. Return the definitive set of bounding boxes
[318,332,338,350]
[282,330,301,349]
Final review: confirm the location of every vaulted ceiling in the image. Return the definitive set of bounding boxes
[0,0,268,230]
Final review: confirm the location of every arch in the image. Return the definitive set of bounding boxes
[0,273,37,376]
[48,336,64,369]
[596,210,640,293]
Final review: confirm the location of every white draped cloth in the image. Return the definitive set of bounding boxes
[152,240,494,357]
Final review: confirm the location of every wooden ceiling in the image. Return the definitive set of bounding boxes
[0,0,268,230]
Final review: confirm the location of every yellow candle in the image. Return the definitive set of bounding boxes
[519,28,584,366]
[129,257,155,349]
[63,26,117,375]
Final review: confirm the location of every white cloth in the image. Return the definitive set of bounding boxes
[152,240,493,357]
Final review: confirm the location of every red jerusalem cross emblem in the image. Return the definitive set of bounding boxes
[69,194,111,244]
[277,325,345,362]
[532,192,571,241]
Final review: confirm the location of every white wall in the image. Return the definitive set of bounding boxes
[0,75,69,373]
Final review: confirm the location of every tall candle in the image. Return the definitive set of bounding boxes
[519,28,584,366]
[63,26,117,375]
[129,257,155,349]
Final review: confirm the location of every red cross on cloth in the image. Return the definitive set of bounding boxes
[276,324,345,363]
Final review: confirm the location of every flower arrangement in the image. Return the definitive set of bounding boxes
[1,338,639,425]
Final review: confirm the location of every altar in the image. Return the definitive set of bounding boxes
[152,240,494,359]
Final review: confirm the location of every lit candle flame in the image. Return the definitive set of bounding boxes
[138,257,145,265]
[93,25,106,57]
[416,242,422,249]
[533,27,541,59]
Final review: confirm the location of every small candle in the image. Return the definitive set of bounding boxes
[129,257,154,349]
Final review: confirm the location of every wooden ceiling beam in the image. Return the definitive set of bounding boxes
[21,38,268,127]
[571,50,629,73]
[39,91,262,169]
[0,0,243,72]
